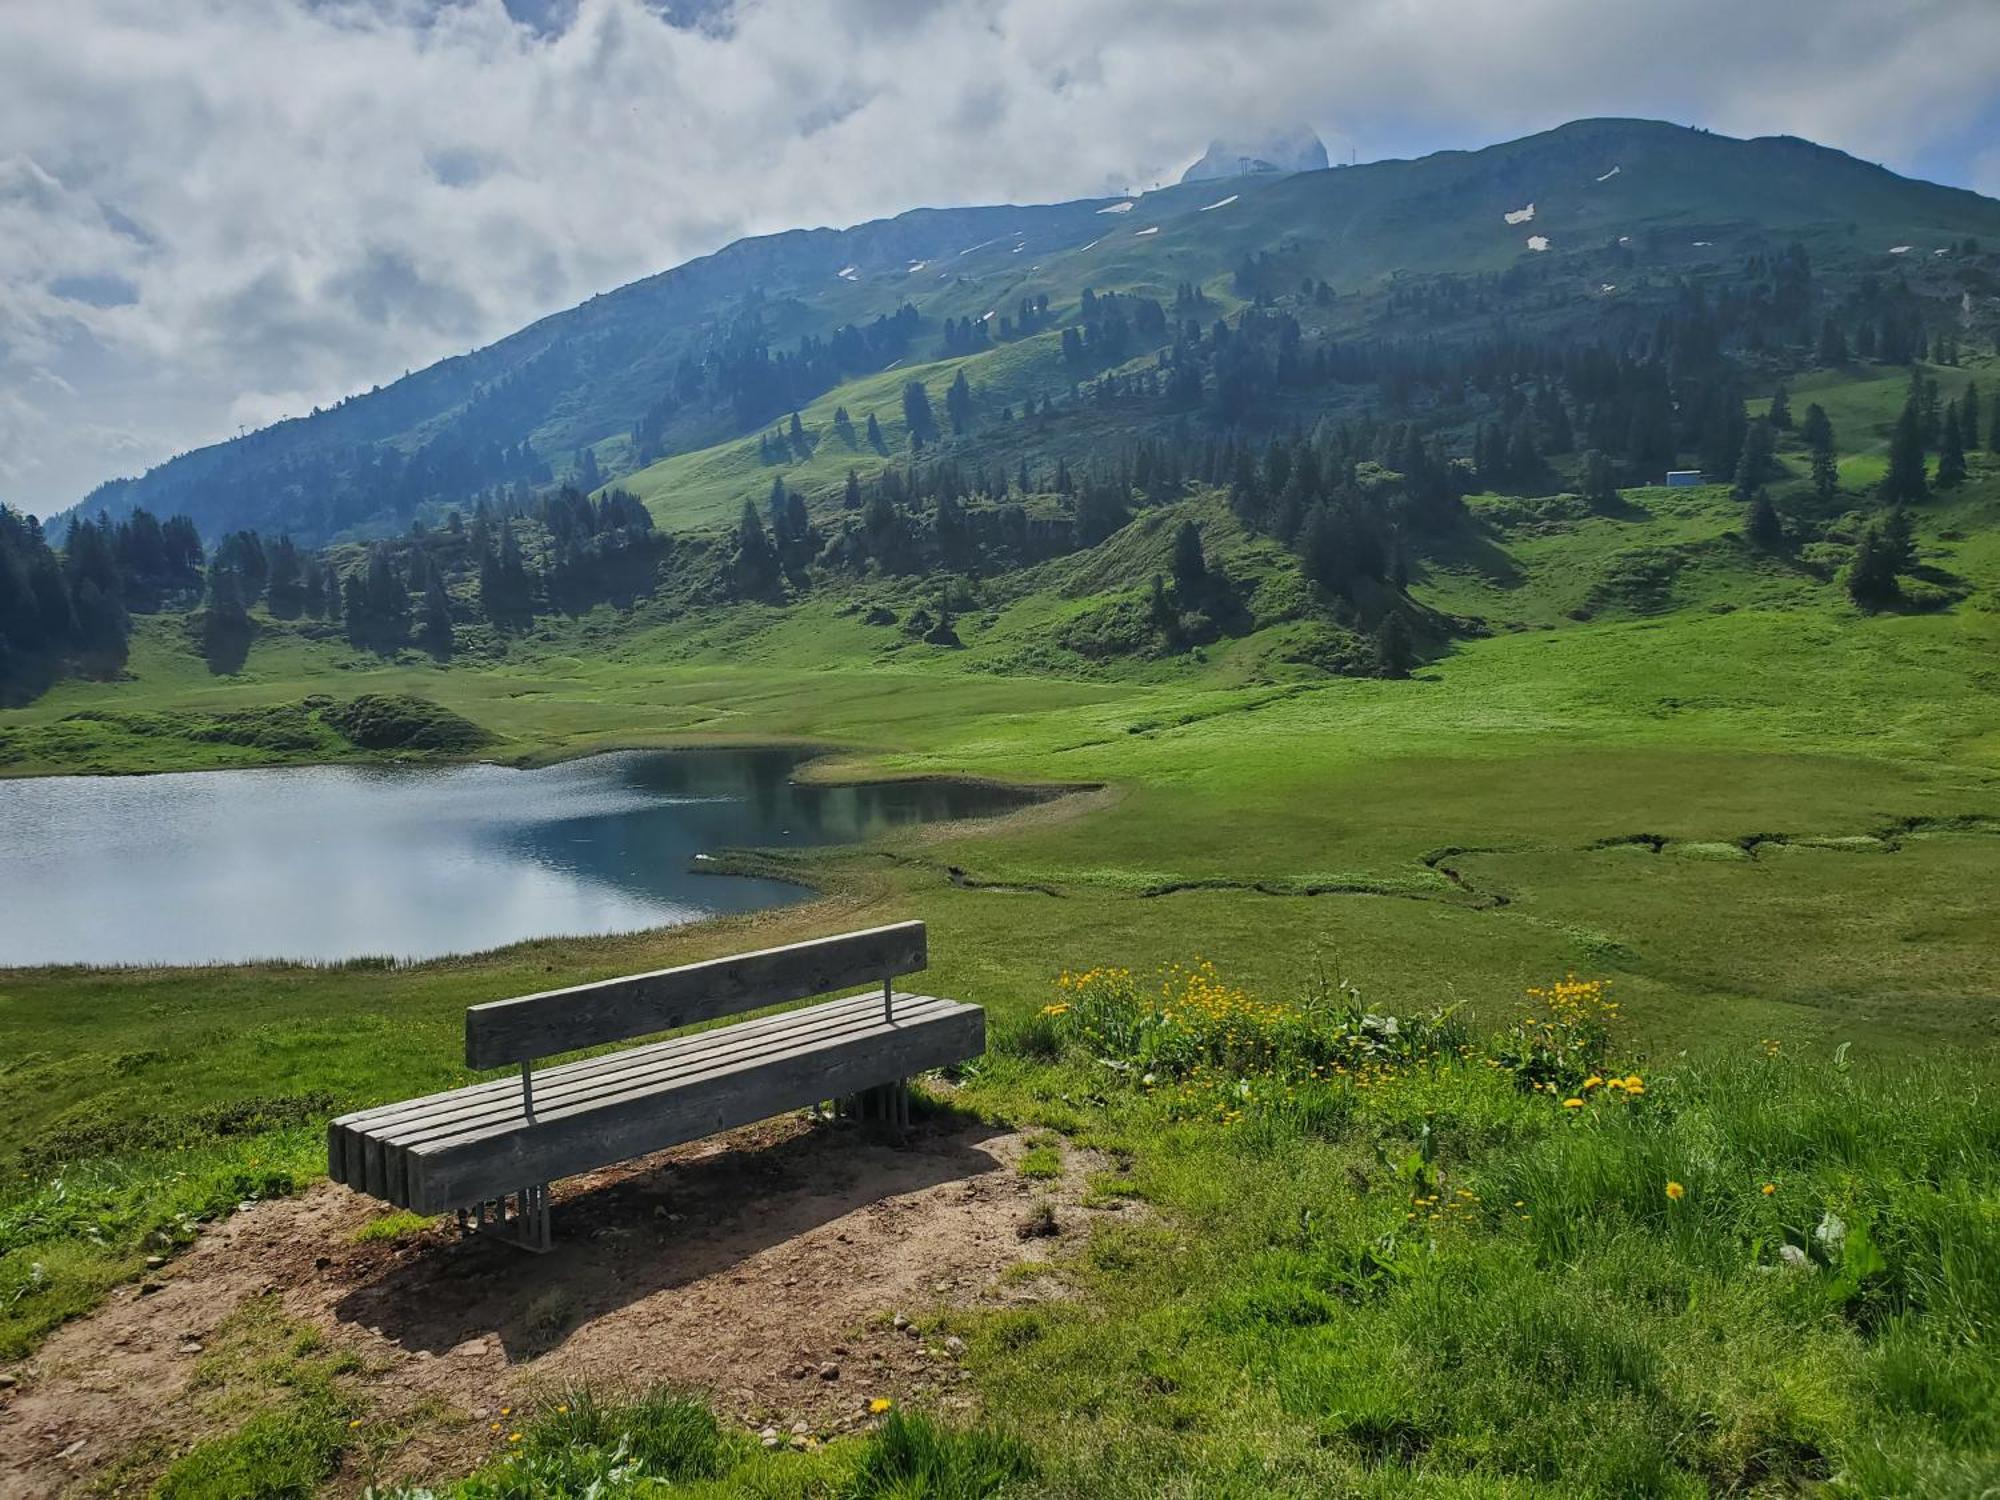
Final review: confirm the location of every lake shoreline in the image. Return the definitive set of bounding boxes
[0,746,1078,971]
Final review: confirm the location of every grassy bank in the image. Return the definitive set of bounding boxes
[131,967,1996,1498]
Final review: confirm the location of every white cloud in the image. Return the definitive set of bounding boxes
[2,0,1997,515]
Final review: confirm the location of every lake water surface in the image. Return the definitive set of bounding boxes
[0,749,1034,967]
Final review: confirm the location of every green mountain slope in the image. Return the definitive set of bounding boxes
[59,118,2000,548]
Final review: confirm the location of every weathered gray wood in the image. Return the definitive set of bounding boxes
[464,921,927,1068]
[336,988,900,1137]
[331,987,910,1196]
[376,994,936,1154]
[408,1004,983,1212]
[415,1001,976,1174]
[328,992,962,1208]
[359,993,952,1206]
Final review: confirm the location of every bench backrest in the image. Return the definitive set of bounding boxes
[464,921,928,1069]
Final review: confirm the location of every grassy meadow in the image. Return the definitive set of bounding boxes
[2,360,1999,1494]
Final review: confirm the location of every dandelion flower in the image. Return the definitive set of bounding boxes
[1563,1097,1585,1109]
[508,1432,522,1443]
[1665,1181,1685,1201]
[869,1397,894,1414]
[1761,1183,1776,1196]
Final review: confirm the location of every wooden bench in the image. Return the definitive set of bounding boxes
[327,921,981,1251]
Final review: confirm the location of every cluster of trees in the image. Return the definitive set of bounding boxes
[1059,288,1169,372]
[1,506,192,698]
[705,305,921,431]
[1877,370,1990,509]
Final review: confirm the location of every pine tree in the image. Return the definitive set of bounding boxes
[1846,527,1900,610]
[1937,404,1967,488]
[419,565,453,656]
[1171,521,1206,600]
[1964,381,1981,449]
[1880,506,1917,572]
[1732,420,1774,501]
[901,380,936,442]
[1375,611,1414,678]
[865,412,885,452]
[1816,317,1849,366]
[733,498,778,597]
[1878,401,1929,505]
[945,371,972,436]
[1746,491,1784,551]
[1767,383,1792,431]
[843,470,862,510]
[1580,450,1619,508]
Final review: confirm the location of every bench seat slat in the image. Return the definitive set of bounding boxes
[367,993,940,1151]
[406,1000,983,1212]
[362,994,951,1205]
[331,990,916,1203]
[408,997,973,1162]
[333,987,902,1135]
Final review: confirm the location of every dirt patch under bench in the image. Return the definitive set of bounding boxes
[0,1114,1126,1497]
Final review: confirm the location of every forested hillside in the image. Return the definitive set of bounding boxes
[50,117,2000,549]
[10,118,1999,712]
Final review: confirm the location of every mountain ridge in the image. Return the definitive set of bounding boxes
[54,116,2000,547]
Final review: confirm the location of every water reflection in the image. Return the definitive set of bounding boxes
[0,749,1035,967]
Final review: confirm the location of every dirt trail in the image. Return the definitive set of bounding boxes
[0,1115,1117,1497]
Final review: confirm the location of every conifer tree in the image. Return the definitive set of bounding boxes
[1580,450,1619,509]
[1375,611,1414,678]
[1171,521,1206,599]
[1937,404,1967,488]
[733,498,778,597]
[945,370,972,436]
[901,381,936,442]
[1732,420,1774,501]
[1767,383,1792,431]
[1846,526,1899,610]
[1878,401,1928,505]
[1746,491,1784,551]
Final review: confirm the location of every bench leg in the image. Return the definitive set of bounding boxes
[454,1184,552,1254]
[838,1078,910,1136]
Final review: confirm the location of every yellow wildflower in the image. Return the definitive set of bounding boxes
[869,1397,894,1414]
[1563,1097,1585,1109]
[1665,1181,1685,1201]
[1761,1183,1776,1196]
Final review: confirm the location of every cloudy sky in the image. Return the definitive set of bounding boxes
[5,0,1999,517]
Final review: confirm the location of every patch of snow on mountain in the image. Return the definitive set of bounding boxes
[836,266,858,281]
[1097,200,1135,215]
[1888,245,1912,254]
[1504,203,1535,225]
[1200,194,1239,212]
[1526,235,1549,252]
[1135,226,1159,236]
[1596,166,1621,182]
